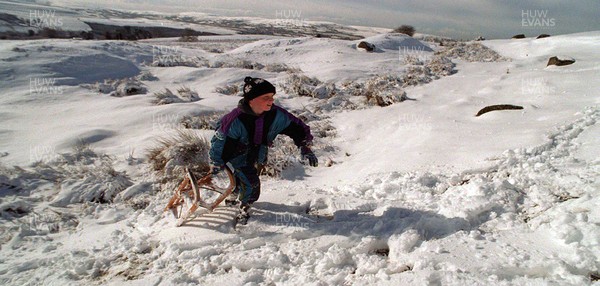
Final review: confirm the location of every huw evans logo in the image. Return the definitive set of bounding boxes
[522,10,556,28]
[29,10,63,29]
[275,10,307,27]
[521,77,556,96]
[399,46,432,63]
[275,213,316,228]
[152,113,181,131]
[30,78,63,95]
[397,114,433,130]
[29,144,59,163]
[152,45,189,66]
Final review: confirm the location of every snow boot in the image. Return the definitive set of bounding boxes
[236,203,251,225]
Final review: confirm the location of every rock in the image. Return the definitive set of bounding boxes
[357,41,375,52]
[475,36,485,41]
[475,104,523,117]
[547,56,575,67]
[511,34,526,39]
[536,34,551,39]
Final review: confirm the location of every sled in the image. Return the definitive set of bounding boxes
[164,166,235,227]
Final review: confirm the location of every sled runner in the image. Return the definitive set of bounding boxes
[164,166,235,227]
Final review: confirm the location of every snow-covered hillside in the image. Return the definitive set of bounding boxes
[0,29,599,285]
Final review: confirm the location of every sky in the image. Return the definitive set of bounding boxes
[16,0,600,39]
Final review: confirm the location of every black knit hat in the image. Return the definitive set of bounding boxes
[243,77,276,101]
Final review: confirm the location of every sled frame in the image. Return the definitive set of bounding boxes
[164,166,235,227]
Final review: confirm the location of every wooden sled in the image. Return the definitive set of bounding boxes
[164,166,235,227]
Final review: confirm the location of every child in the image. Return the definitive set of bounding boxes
[209,77,318,224]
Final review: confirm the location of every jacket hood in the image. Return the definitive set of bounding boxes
[237,98,257,116]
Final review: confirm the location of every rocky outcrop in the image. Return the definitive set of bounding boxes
[547,56,575,67]
[357,41,375,52]
[476,104,524,117]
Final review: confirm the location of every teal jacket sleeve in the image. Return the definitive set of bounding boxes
[209,109,246,166]
[271,106,314,147]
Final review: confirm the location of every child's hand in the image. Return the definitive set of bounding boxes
[300,146,318,167]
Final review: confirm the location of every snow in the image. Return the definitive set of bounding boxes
[358,33,434,52]
[0,18,599,286]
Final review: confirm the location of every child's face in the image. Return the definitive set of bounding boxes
[249,93,275,114]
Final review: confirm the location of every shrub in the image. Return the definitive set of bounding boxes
[137,71,159,81]
[339,80,365,97]
[263,63,299,73]
[310,120,337,138]
[146,130,211,185]
[434,42,509,62]
[364,75,407,106]
[320,94,359,111]
[402,54,425,66]
[260,137,299,177]
[208,57,296,72]
[0,146,139,238]
[178,28,198,42]
[6,143,133,207]
[153,86,200,105]
[180,112,226,130]
[179,36,198,42]
[153,88,180,105]
[80,78,147,97]
[335,75,413,107]
[112,80,147,97]
[176,86,200,102]
[281,73,321,97]
[397,54,455,87]
[261,131,334,177]
[51,157,132,206]
[215,83,241,96]
[394,25,415,37]
[208,48,223,53]
[402,66,433,87]
[210,59,264,70]
[280,72,336,99]
[39,27,60,38]
[427,55,455,77]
